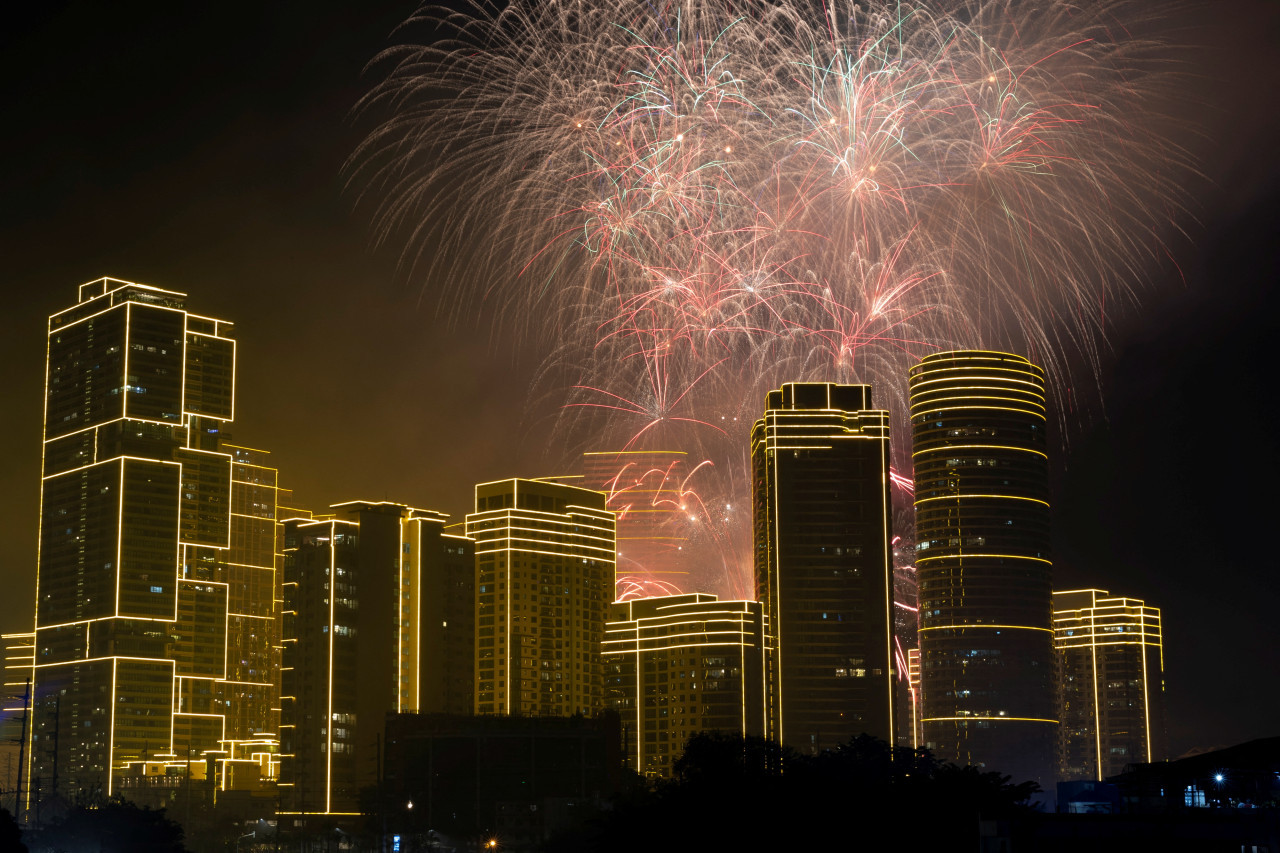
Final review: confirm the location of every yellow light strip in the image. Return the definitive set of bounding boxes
[919,624,1053,633]
[914,494,1049,507]
[915,553,1051,564]
[921,716,1058,723]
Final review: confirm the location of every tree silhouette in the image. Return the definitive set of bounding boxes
[27,798,186,853]
[543,732,1040,853]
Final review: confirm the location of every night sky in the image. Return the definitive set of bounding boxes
[1,1,1275,760]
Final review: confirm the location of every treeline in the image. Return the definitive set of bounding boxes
[545,732,1041,853]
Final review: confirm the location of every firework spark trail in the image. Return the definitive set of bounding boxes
[351,0,1192,599]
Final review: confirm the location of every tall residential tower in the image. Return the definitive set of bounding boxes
[751,382,895,753]
[1054,588,1166,780]
[910,351,1056,786]
[32,278,238,800]
[466,479,615,717]
[278,501,474,817]
[603,594,766,776]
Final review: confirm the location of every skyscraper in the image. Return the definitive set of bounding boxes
[751,382,895,753]
[278,501,474,816]
[603,593,765,776]
[910,350,1056,786]
[218,443,281,749]
[466,479,615,717]
[1054,588,1166,780]
[32,278,238,801]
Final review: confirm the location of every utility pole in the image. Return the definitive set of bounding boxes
[15,678,29,820]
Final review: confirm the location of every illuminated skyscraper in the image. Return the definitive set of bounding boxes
[910,351,1056,786]
[1054,589,1166,780]
[466,479,615,717]
[278,502,474,816]
[218,443,281,751]
[751,382,895,753]
[32,278,237,801]
[603,594,765,776]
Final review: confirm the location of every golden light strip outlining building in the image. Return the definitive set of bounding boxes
[209,442,282,782]
[466,478,615,718]
[1053,588,1166,781]
[906,647,921,751]
[31,278,239,806]
[909,350,1056,788]
[603,594,765,777]
[750,382,896,753]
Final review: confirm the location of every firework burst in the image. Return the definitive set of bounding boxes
[350,0,1192,598]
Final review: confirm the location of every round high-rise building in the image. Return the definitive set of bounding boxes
[909,351,1056,788]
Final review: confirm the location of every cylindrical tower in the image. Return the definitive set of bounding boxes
[909,351,1055,788]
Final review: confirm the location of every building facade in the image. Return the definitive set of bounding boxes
[466,479,615,717]
[751,382,895,753]
[218,443,281,760]
[1054,588,1166,780]
[603,594,766,776]
[31,278,242,802]
[910,350,1056,786]
[278,501,474,815]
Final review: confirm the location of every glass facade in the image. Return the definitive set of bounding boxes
[751,382,895,753]
[32,278,244,802]
[910,350,1056,787]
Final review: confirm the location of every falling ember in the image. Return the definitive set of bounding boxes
[352,0,1195,599]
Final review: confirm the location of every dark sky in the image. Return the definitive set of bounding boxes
[0,1,1275,759]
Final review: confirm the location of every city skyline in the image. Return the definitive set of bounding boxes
[0,0,1277,768]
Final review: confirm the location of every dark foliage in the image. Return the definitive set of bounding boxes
[544,733,1040,853]
[27,798,186,853]
[0,807,26,853]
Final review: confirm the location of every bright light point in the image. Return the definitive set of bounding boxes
[1215,774,1225,783]
[724,145,732,153]
[576,122,582,128]
[987,74,996,83]
[676,133,683,142]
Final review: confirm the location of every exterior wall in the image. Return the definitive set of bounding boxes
[279,518,362,815]
[217,444,281,747]
[279,502,475,816]
[1054,589,1166,780]
[467,479,615,718]
[910,350,1056,787]
[751,382,895,753]
[32,279,237,802]
[603,594,765,776]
